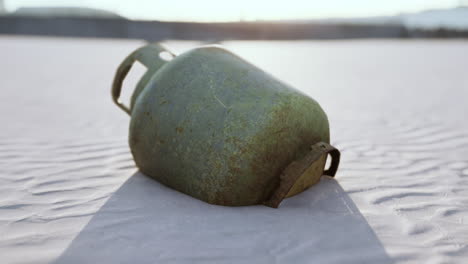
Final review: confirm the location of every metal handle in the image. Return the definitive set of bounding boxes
[111,43,174,115]
[323,143,340,177]
[264,142,341,208]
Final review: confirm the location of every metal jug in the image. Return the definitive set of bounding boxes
[112,43,340,208]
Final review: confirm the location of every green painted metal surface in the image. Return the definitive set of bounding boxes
[112,43,340,207]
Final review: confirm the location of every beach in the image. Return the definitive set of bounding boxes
[1,36,467,263]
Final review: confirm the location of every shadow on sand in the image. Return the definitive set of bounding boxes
[54,172,393,264]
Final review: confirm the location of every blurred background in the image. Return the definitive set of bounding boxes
[1,0,468,40]
[2,2,468,264]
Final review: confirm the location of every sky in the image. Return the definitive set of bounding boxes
[4,0,464,21]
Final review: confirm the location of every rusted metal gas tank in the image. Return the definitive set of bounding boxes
[112,43,340,208]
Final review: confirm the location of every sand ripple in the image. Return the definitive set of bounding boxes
[1,37,468,264]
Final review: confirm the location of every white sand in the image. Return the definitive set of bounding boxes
[0,36,467,264]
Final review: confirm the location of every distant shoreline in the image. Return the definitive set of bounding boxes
[1,16,467,40]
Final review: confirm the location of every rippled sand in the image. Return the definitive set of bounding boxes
[0,36,467,264]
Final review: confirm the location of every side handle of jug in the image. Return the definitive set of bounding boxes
[264,142,340,208]
[112,43,175,115]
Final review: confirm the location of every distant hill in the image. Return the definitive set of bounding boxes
[5,6,468,29]
[0,0,5,14]
[11,7,122,19]
[319,7,468,30]
[1,5,467,39]
[399,7,468,29]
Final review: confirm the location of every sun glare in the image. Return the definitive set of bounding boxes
[5,0,460,22]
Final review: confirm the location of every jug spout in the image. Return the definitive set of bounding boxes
[112,43,175,115]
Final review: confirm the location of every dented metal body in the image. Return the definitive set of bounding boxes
[112,44,340,207]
